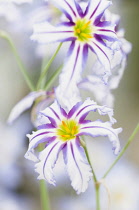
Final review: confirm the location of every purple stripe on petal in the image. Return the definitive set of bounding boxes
[70,141,83,181]
[43,141,59,180]
[69,45,80,81]
[35,31,74,34]
[58,37,76,43]
[37,123,56,130]
[60,107,68,118]
[31,136,56,150]
[98,34,117,42]
[96,21,112,27]
[31,131,53,142]
[84,1,90,17]
[83,44,89,69]
[80,126,118,137]
[64,0,77,17]
[94,34,107,46]
[59,8,73,22]
[68,101,82,119]
[58,21,75,27]
[67,41,76,57]
[74,0,84,17]
[94,13,105,26]
[76,104,92,117]
[79,112,91,124]
[47,116,57,127]
[90,0,101,20]
[49,107,61,120]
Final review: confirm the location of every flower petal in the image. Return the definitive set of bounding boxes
[49,0,80,21]
[95,21,118,42]
[7,91,46,124]
[63,137,92,194]
[89,38,112,73]
[79,121,122,155]
[31,21,75,44]
[78,75,114,108]
[55,42,88,111]
[85,0,112,24]
[35,139,64,185]
[68,98,116,124]
[40,100,66,126]
[25,129,55,162]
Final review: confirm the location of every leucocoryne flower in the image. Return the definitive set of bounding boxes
[8,90,54,127]
[32,0,119,109]
[25,98,122,194]
[78,11,132,107]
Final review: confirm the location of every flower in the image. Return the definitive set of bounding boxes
[25,98,122,194]
[8,90,54,127]
[32,0,119,109]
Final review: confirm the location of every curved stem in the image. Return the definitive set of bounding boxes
[103,123,139,179]
[83,140,100,210]
[44,64,63,91]
[39,144,51,210]
[37,43,62,90]
[39,180,51,210]
[0,30,35,91]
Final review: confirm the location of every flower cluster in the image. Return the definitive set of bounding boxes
[6,0,131,194]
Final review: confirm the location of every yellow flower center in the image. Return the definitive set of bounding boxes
[56,119,80,141]
[74,18,95,42]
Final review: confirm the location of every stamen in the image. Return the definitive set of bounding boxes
[81,33,93,38]
[62,121,70,132]
[61,134,71,138]
[71,125,77,135]
[81,20,91,30]
[76,29,81,34]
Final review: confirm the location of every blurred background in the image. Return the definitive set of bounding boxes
[0,0,139,209]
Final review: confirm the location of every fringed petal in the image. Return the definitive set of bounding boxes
[63,137,92,194]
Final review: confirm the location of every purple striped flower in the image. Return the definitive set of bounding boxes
[25,98,122,194]
[32,0,119,104]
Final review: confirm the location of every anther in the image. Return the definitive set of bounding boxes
[81,20,91,30]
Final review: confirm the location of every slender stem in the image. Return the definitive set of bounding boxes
[0,30,35,91]
[103,123,139,178]
[37,43,62,90]
[83,141,100,210]
[38,144,51,210]
[44,64,63,91]
[95,184,100,210]
[39,180,51,210]
[83,144,97,182]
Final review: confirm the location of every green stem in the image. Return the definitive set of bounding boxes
[0,30,35,91]
[95,184,100,210]
[38,144,51,210]
[44,64,63,91]
[103,123,139,178]
[83,141,100,210]
[37,43,62,90]
[39,180,51,210]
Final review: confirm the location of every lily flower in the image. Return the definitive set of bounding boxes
[25,98,122,194]
[32,0,119,108]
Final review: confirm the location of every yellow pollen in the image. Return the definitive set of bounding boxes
[61,134,71,138]
[81,33,93,38]
[76,29,81,34]
[71,125,77,135]
[81,20,91,30]
[62,121,71,132]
